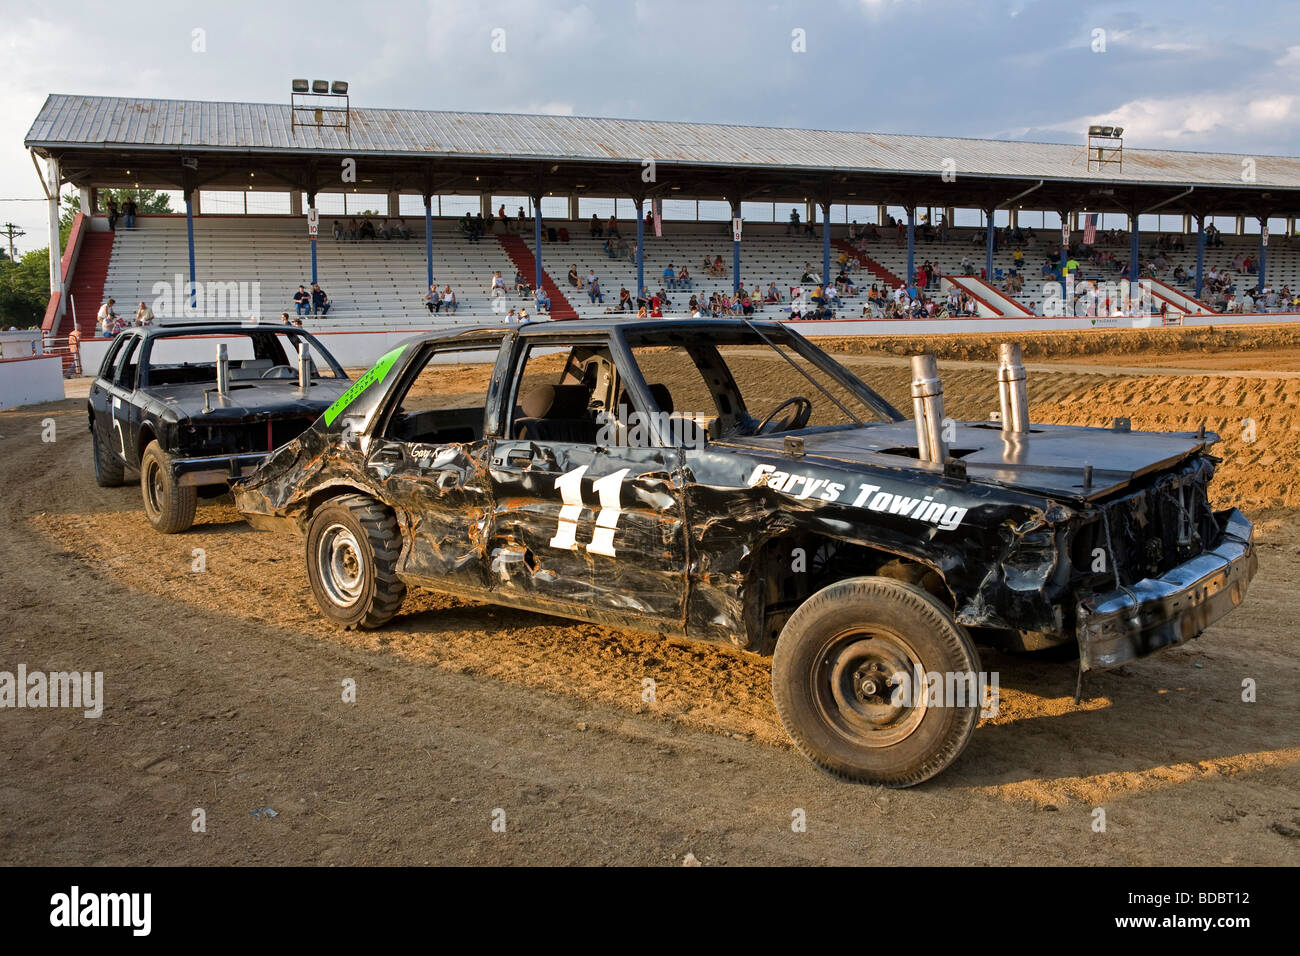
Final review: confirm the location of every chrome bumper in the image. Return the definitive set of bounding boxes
[171,452,269,488]
[1076,509,1256,671]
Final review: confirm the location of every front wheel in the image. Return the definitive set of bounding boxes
[305,495,406,629]
[140,440,197,533]
[772,577,981,787]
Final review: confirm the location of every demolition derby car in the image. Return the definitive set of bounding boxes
[89,322,351,532]
[233,318,1256,786]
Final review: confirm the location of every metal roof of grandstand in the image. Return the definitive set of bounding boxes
[26,94,1300,192]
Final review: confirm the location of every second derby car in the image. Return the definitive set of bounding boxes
[89,323,351,532]
[233,319,1256,786]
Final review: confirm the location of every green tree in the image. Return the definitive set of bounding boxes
[0,250,53,329]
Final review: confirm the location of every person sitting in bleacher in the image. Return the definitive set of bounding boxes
[311,284,331,315]
[293,285,311,316]
[568,264,580,288]
[835,270,857,295]
[664,264,677,290]
[677,265,692,290]
[346,217,359,241]
[709,255,726,277]
[514,269,531,298]
[425,283,442,313]
[516,207,528,232]
[135,301,154,326]
[613,287,631,312]
[602,238,616,258]
[332,220,343,240]
[606,215,620,238]
[623,241,636,265]
[786,208,801,236]
[385,218,410,240]
[535,287,551,314]
[588,276,604,305]
[590,215,603,239]
[765,282,784,305]
[359,217,377,240]
[657,287,672,310]
[442,286,458,314]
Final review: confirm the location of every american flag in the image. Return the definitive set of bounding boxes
[1083,213,1098,245]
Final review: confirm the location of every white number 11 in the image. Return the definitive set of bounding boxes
[550,465,630,556]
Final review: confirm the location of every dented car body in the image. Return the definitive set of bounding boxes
[233,318,1257,785]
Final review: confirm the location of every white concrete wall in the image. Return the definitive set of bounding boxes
[0,330,44,360]
[0,355,66,410]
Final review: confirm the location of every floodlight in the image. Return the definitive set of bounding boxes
[292,79,309,93]
[331,81,348,95]
[312,80,329,94]
[1112,126,1124,137]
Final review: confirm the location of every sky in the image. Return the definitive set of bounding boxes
[2,0,1298,256]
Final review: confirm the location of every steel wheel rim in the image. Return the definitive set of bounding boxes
[145,459,164,513]
[812,627,928,748]
[317,524,365,607]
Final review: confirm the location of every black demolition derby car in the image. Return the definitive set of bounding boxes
[88,322,351,532]
[231,318,1256,786]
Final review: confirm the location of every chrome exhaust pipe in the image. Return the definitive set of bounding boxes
[298,342,311,392]
[216,343,230,396]
[997,342,1029,435]
[910,353,948,463]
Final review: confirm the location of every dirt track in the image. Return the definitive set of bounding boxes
[1,326,1298,865]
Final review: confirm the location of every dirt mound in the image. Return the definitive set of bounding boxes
[812,323,1300,364]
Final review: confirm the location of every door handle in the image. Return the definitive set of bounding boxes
[506,448,533,466]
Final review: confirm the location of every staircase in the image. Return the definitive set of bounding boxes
[496,234,578,319]
[833,239,903,288]
[67,229,115,336]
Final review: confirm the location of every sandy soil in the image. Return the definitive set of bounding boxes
[2,325,1298,865]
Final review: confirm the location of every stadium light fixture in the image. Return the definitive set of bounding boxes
[312,80,329,94]
[292,79,309,93]
[331,81,348,95]
[1112,126,1124,137]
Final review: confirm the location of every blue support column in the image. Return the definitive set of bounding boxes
[985,210,994,283]
[1060,214,1070,297]
[732,205,741,295]
[1129,213,1140,295]
[424,196,434,291]
[185,191,197,309]
[307,193,318,287]
[1258,220,1266,296]
[906,207,915,286]
[821,204,831,301]
[635,202,645,300]
[1195,217,1205,299]
[532,198,543,293]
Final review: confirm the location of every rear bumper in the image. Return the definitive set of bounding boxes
[170,452,268,488]
[1076,509,1256,671]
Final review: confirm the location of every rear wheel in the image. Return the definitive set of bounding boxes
[306,495,406,629]
[140,440,197,533]
[772,576,981,787]
[92,423,125,487]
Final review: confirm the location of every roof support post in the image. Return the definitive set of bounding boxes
[308,189,318,287]
[1059,210,1071,299]
[731,199,741,295]
[906,205,916,287]
[635,198,645,302]
[820,200,832,305]
[1195,214,1206,300]
[1129,208,1141,299]
[985,207,995,284]
[424,193,434,293]
[532,194,544,296]
[1257,216,1267,297]
[44,155,63,300]
[185,189,197,311]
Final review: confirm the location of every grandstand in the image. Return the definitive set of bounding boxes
[22,92,1300,350]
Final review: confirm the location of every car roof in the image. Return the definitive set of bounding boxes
[134,323,312,338]
[426,316,789,343]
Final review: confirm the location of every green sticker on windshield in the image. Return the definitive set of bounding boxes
[323,344,407,427]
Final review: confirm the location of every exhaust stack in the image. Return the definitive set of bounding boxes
[910,353,948,463]
[216,343,230,396]
[298,342,311,392]
[997,342,1029,435]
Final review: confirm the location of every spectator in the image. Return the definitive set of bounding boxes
[513,269,531,298]
[280,312,292,325]
[109,313,127,335]
[489,271,507,301]
[135,301,154,326]
[617,287,633,312]
[292,317,305,328]
[441,286,458,314]
[359,217,377,240]
[310,283,330,315]
[765,282,783,304]
[518,306,530,325]
[123,197,137,229]
[67,326,82,375]
[106,197,119,230]
[677,264,692,290]
[590,215,603,239]
[425,283,442,313]
[97,298,118,335]
[567,264,580,288]
[535,286,551,314]
[293,285,311,316]
[589,276,604,304]
[516,206,527,232]
[346,217,359,241]
[606,215,620,238]
[332,220,343,240]
[664,263,677,290]
[786,207,801,235]
[386,217,409,240]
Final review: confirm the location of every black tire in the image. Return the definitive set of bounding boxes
[772,576,981,788]
[92,423,125,487]
[305,495,406,629]
[140,440,197,533]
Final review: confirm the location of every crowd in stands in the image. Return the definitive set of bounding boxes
[332,217,410,241]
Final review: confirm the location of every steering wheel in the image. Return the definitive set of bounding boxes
[261,366,296,380]
[755,396,812,434]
